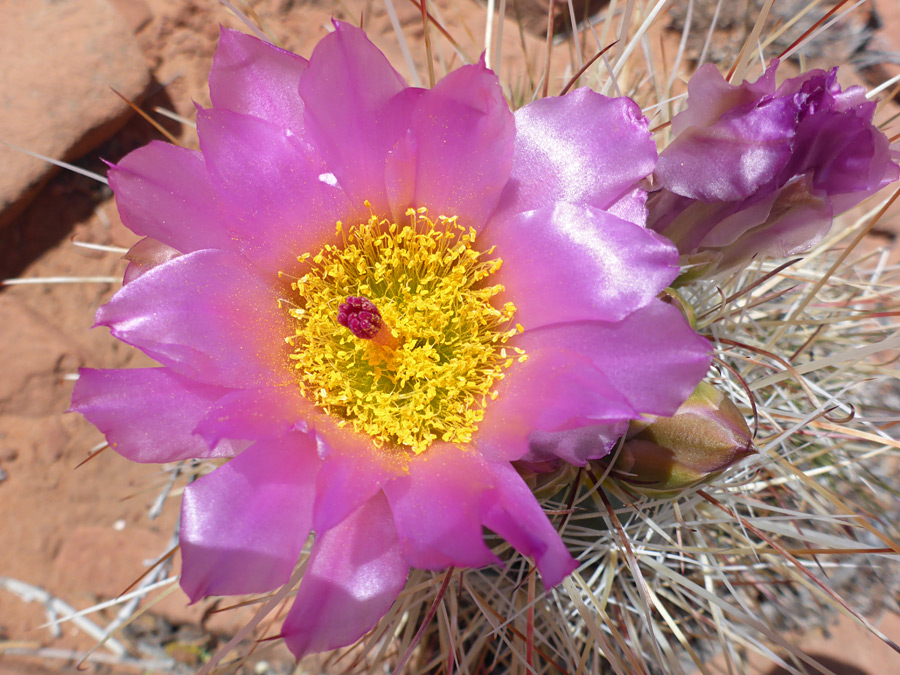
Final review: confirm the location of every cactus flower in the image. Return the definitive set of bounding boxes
[70,23,711,659]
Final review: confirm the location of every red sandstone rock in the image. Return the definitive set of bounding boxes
[0,0,151,230]
[109,0,153,34]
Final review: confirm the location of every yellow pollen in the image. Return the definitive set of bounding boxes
[286,207,520,455]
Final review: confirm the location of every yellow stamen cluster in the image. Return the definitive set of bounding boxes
[286,207,524,455]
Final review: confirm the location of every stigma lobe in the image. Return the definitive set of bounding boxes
[337,296,382,339]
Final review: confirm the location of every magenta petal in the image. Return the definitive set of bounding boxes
[209,28,308,136]
[180,433,319,601]
[791,110,895,208]
[197,108,350,275]
[692,190,782,250]
[312,421,398,533]
[95,249,291,389]
[672,62,777,134]
[606,186,648,228]
[282,494,408,659]
[713,187,833,272]
[499,89,656,217]
[481,462,577,587]
[298,21,410,214]
[194,386,313,446]
[384,445,499,569]
[525,423,628,467]
[489,203,678,328]
[475,349,635,462]
[518,300,711,417]
[384,126,418,220]
[70,368,234,463]
[656,96,797,202]
[108,141,233,254]
[393,61,514,227]
[509,300,709,466]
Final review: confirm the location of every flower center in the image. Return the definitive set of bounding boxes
[286,206,523,455]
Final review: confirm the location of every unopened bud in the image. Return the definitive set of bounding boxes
[605,382,755,498]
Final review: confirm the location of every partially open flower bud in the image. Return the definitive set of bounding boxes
[648,61,899,279]
[605,382,755,498]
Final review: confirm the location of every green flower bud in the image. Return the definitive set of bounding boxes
[659,287,697,329]
[605,382,756,498]
[673,250,721,286]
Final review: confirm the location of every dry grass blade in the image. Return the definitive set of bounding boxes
[406,0,473,64]
[698,490,900,655]
[541,0,557,98]
[728,0,776,82]
[420,0,435,87]
[394,568,454,672]
[764,186,900,350]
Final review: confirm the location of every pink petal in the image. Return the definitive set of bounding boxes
[481,462,577,587]
[197,107,351,276]
[517,300,711,417]
[180,433,319,601]
[70,368,235,463]
[656,96,797,202]
[209,28,308,136]
[311,418,401,533]
[298,21,410,214]
[498,89,656,218]
[713,188,833,272]
[282,494,408,659]
[475,349,635,462]
[95,249,292,389]
[384,125,418,220]
[605,186,648,228]
[672,62,777,135]
[388,60,514,227]
[384,444,499,569]
[108,141,234,254]
[488,203,679,328]
[509,302,709,466]
[194,386,314,446]
[525,423,627,467]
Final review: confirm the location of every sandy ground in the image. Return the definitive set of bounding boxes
[3,1,900,673]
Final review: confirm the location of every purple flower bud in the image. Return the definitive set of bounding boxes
[605,382,756,498]
[649,61,899,278]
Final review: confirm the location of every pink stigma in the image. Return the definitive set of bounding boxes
[337,296,382,339]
